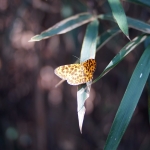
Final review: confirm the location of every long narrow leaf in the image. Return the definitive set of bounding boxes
[80,20,98,62]
[124,0,150,7]
[145,38,150,123]
[93,34,148,83]
[98,14,150,34]
[29,12,93,42]
[147,75,150,123]
[108,0,129,38]
[96,26,121,50]
[77,20,99,132]
[104,44,150,150]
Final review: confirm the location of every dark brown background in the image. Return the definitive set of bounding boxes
[0,0,150,150]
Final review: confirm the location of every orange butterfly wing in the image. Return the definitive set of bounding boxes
[54,59,96,85]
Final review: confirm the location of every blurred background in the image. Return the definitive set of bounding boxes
[0,0,150,150]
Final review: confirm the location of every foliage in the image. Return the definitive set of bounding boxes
[0,0,150,150]
[29,0,150,149]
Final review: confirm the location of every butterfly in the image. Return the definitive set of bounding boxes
[54,59,96,85]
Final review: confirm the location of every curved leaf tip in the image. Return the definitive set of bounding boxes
[28,35,41,42]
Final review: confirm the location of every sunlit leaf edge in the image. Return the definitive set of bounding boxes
[77,19,99,133]
[29,12,94,42]
[93,34,149,84]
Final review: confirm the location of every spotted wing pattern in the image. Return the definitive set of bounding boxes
[54,59,96,85]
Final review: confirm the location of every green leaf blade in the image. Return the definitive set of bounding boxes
[99,14,150,34]
[125,0,150,7]
[77,19,99,132]
[104,44,150,150]
[80,20,99,62]
[96,26,121,50]
[147,75,150,123]
[29,12,93,42]
[108,0,129,38]
[93,34,148,83]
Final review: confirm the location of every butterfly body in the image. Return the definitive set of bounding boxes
[54,59,96,85]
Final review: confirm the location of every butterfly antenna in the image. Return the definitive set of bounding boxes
[55,79,65,88]
[72,55,80,60]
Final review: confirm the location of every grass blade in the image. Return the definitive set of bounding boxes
[147,75,150,123]
[29,12,93,42]
[124,0,150,7]
[80,20,99,62]
[77,20,99,132]
[96,26,121,51]
[108,0,129,38]
[93,34,148,83]
[104,44,150,150]
[99,14,150,34]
